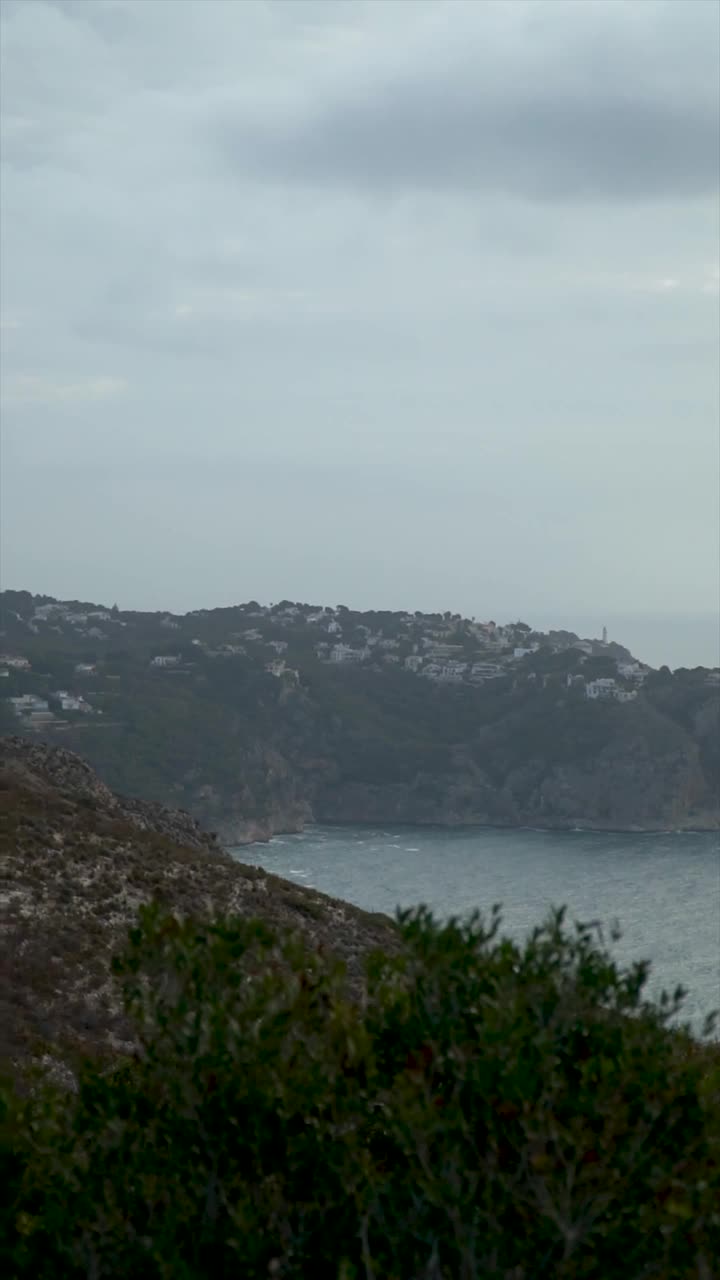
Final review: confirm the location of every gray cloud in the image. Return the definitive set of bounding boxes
[220,2,720,200]
[224,74,719,204]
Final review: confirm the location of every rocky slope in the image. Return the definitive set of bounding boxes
[0,737,395,1082]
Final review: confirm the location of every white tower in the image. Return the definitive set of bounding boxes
[602,626,608,645]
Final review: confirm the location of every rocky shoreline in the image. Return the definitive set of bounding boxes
[215,808,720,848]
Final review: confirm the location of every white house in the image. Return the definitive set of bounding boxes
[58,695,84,712]
[586,678,617,699]
[329,644,368,664]
[405,655,424,672]
[151,655,181,668]
[585,678,636,702]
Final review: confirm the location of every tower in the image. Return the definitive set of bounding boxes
[602,626,608,645]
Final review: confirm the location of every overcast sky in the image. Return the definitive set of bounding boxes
[1,0,719,660]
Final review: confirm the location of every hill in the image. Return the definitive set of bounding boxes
[0,736,394,1083]
[1,591,718,836]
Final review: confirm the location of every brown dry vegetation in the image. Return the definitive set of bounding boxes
[0,736,395,1081]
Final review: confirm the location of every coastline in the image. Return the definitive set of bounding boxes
[221,811,720,848]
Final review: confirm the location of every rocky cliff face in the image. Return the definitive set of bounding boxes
[311,741,718,832]
[183,746,313,845]
[0,738,395,1081]
[179,699,720,840]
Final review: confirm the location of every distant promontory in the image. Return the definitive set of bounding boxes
[1,591,718,840]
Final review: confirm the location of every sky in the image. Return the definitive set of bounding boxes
[1,0,719,665]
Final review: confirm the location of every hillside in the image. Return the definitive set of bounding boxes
[1,591,718,837]
[2,735,719,1278]
[0,736,394,1082]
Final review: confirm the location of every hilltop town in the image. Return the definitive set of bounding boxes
[1,590,718,839]
[0,592,667,733]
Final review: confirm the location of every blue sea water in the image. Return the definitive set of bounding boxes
[232,825,720,1032]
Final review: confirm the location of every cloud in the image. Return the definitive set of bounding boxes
[1,373,127,404]
[217,2,720,202]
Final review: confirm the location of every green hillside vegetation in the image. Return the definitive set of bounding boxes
[2,905,718,1279]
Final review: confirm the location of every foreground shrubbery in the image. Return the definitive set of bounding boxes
[2,906,719,1279]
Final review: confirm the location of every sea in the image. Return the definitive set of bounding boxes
[232,825,720,1034]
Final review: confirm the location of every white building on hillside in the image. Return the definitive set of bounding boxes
[586,678,617,699]
[329,644,368,664]
[586,678,637,702]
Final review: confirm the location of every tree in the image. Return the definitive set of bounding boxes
[2,905,718,1279]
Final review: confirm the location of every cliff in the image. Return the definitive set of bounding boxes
[138,688,720,839]
[0,737,395,1080]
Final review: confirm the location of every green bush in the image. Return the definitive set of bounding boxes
[2,906,719,1279]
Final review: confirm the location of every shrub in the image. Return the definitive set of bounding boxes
[1,905,718,1278]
